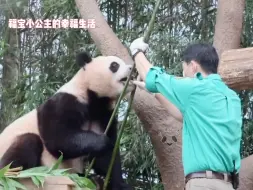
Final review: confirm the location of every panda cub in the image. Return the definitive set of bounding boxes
[0,52,134,190]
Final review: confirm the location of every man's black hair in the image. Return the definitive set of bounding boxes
[182,43,219,74]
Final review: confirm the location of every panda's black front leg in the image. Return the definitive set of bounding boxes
[91,149,133,190]
[42,129,114,160]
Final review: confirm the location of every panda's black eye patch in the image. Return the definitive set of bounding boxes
[109,61,120,73]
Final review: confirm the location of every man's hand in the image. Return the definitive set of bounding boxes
[132,80,155,96]
[129,37,149,57]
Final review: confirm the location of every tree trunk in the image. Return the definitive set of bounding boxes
[213,0,245,58]
[238,155,253,190]
[200,0,208,41]
[213,1,253,190]
[75,0,184,189]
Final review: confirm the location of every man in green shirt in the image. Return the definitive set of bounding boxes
[129,37,242,190]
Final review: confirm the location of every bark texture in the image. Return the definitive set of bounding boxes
[238,155,253,190]
[219,47,253,90]
[213,0,245,58]
[74,0,184,189]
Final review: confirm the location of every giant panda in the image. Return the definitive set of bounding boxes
[0,51,134,190]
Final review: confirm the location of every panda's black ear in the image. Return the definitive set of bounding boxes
[76,52,92,67]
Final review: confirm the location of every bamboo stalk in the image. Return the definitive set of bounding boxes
[143,0,162,43]
[103,85,136,190]
[6,167,23,172]
[4,167,23,177]
[5,171,20,176]
[103,0,162,189]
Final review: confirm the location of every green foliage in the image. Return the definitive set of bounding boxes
[69,174,96,190]
[0,163,12,178]
[0,154,96,190]
[120,111,162,189]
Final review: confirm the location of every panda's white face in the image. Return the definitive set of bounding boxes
[84,55,134,98]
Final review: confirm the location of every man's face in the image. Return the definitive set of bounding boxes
[182,61,196,78]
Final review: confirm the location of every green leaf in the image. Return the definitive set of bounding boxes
[35,176,45,187]
[50,168,71,176]
[80,178,96,189]
[49,152,63,172]
[20,166,49,174]
[17,172,49,178]
[7,178,27,190]
[31,176,41,188]
[16,1,22,7]
[69,175,96,189]
[0,163,12,177]
[0,179,4,188]
[0,41,5,48]
[0,178,10,190]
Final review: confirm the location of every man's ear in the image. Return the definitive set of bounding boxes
[191,60,198,73]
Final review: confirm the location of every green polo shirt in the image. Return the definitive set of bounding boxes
[145,66,242,176]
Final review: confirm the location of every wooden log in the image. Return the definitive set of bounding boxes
[219,47,253,90]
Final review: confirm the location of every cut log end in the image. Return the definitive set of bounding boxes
[219,47,253,91]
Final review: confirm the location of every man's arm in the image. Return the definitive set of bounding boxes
[130,37,195,118]
[134,52,153,81]
[132,52,185,121]
[154,94,183,122]
[133,52,196,115]
[133,79,183,122]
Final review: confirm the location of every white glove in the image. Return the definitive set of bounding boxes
[129,37,149,57]
[132,80,155,97]
[133,80,146,90]
[133,74,145,89]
